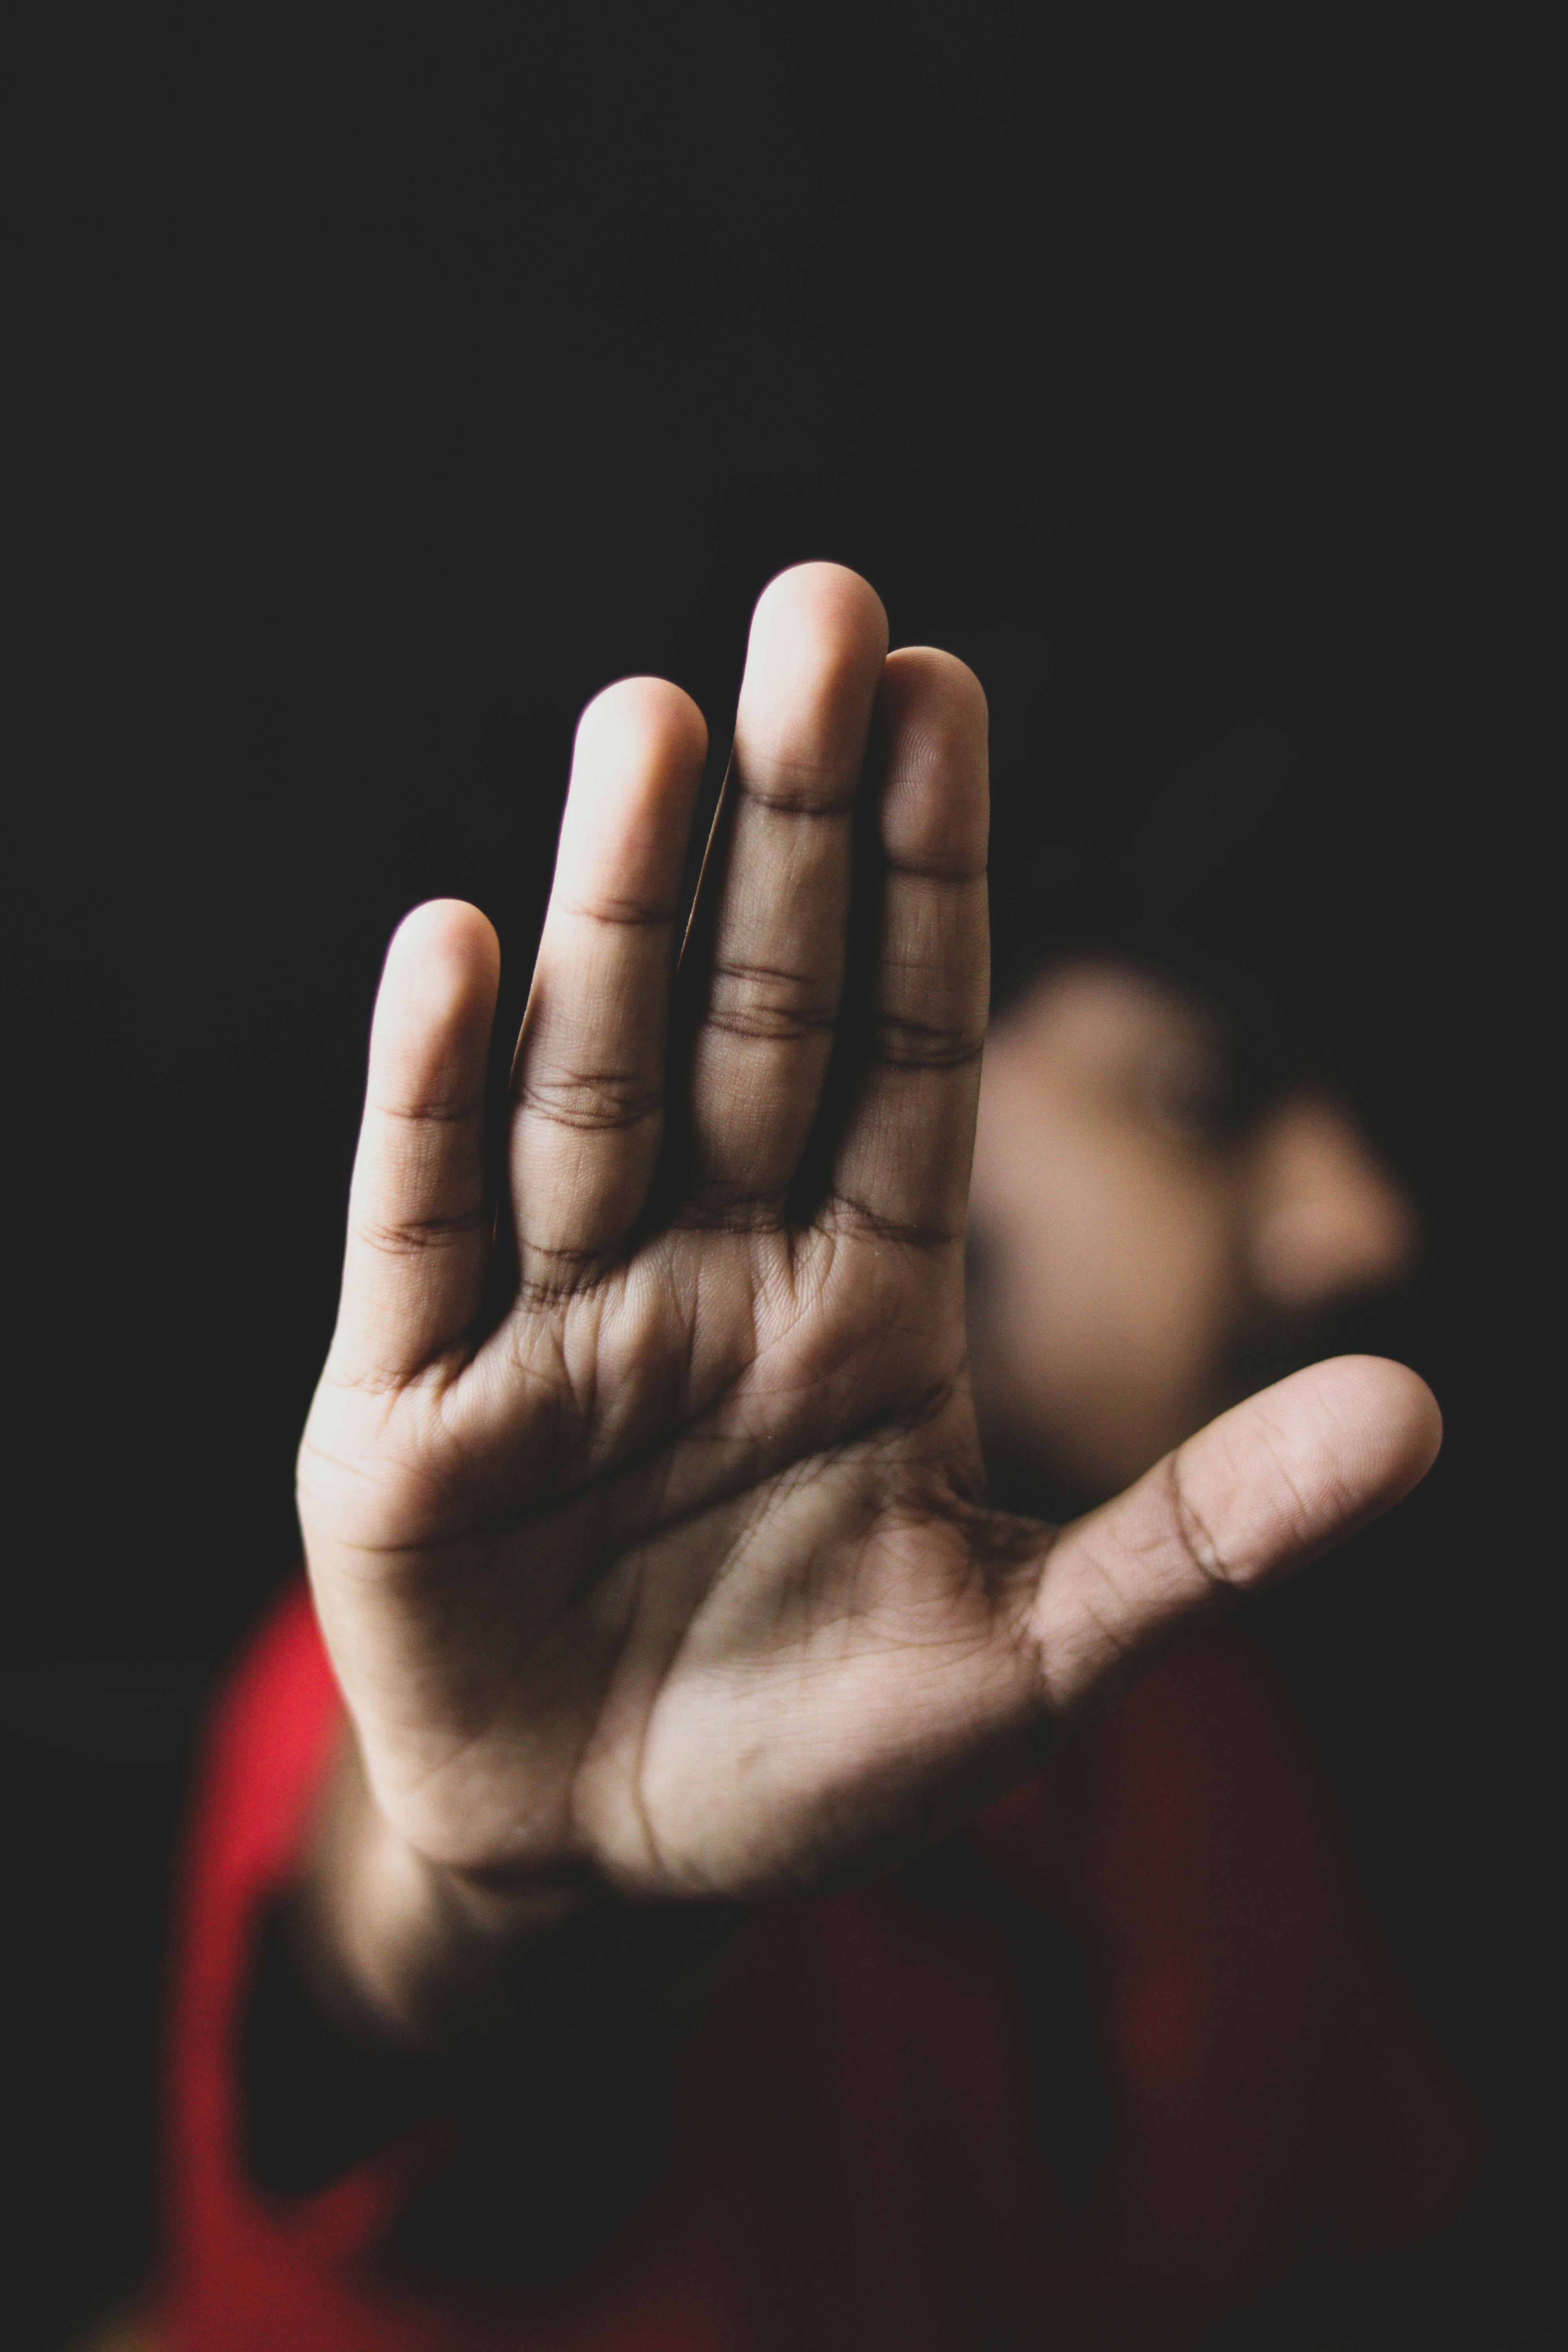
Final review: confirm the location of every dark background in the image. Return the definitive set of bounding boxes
[15,17,1559,2343]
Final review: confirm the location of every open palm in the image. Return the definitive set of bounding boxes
[298,565,1437,1907]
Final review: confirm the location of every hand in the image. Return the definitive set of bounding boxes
[297,565,1438,2024]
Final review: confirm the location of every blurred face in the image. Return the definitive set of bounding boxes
[967,963,1420,1502]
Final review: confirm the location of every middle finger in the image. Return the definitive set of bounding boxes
[681,562,889,1219]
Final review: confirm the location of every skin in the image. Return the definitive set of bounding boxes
[294,563,1440,2055]
[968,964,1421,1502]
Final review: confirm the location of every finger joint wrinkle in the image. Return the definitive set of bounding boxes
[734,768,858,818]
[872,1016,985,1071]
[352,1206,490,1257]
[882,853,988,886]
[314,1363,415,1401]
[704,959,838,1042]
[671,1197,789,1237]
[703,1003,838,1045]
[518,1074,664,1132]
[512,1235,627,1306]
[822,1192,957,1251]
[369,1093,485,1127]
[1164,1451,1238,1593]
[561,895,680,933]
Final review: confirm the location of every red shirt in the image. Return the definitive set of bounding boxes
[158,1583,1486,2348]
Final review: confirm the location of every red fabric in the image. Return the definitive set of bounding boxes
[159,1583,1486,2348]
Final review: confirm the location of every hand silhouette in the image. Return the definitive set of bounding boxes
[299,564,1438,1955]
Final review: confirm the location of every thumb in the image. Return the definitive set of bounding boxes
[1026,1356,1441,1718]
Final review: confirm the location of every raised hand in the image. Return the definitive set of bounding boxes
[298,565,1438,1978]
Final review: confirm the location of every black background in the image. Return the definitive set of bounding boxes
[13,16,1560,2342]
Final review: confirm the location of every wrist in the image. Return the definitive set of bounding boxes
[294,1734,589,2059]
[293,1734,741,2067]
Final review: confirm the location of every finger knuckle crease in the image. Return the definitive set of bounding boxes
[824,1191,956,1250]
[873,1016,984,1071]
[354,1208,488,1257]
[519,1073,664,1132]
[1165,1454,1236,1590]
[884,853,988,887]
[736,764,857,818]
[706,961,837,1042]
[673,1197,788,1235]
[370,1094,484,1128]
[514,1257,613,1308]
[320,1363,410,1399]
[563,895,679,933]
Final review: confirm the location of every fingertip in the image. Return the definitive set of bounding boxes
[1305,1352,1443,1505]
[881,644,989,729]
[385,897,500,989]
[1030,1354,1446,1724]
[391,896,499,956]
[573,675,710,775]
[374,902,501,1067]
[1167,1354,1444,1597]
[875,648,991,869]
[559,679,709,913]
[750,561,891,672]
[1201,1353,1443,1589]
